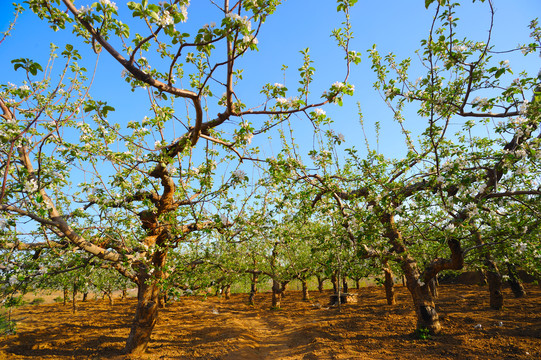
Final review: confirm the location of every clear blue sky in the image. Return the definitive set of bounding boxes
[1,0,540,161]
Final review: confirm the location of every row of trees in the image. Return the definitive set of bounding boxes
[1,0,540,355]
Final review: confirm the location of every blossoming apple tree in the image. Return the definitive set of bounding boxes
[0,0,358,354]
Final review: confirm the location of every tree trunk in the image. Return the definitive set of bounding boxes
[63,287,68,306]
[82,292,88,302]
[280,281,288,298]
[122,289,127,300]
[355,278,360,289]
[106,289,114,306]
[331,272,338,293]
[486,260,504,310]
[317,275,325,293]
[301,279,310,301]
[158,294,166,308]
[223,284,231,300]
[72,282,78,313]
[248,273,258,305]
[428,277,438,299]
[124,271,160,355]
[342,277,349,294]
[405,278,441,334]
[506,263,526,298]
[271,279,282,309]
[383,266,396,305]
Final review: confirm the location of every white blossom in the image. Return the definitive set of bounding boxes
[79,5,92,14]
[233,169,247,180]
[276,97,288,106]
[314,108,326,116]
[99,0,118,11]
[274,83,284,88]
[24,179,38,193]
[452,44,467,53]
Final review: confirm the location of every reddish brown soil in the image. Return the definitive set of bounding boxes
[1,284,540,359]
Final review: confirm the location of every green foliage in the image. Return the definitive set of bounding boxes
[415,327,431,340]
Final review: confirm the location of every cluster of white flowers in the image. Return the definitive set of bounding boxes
[79,5,92,14]
[274,83,284,88]
[24,179,38,193]
[519,100,529,115]
[242,34,258,45]
[232,169,247,180]
[9,275,17,286]
[225,12,251,31]
[452,44,467,53]
[404,91,413,100]
[332,81,346,89]
[99,0,118,11]
[276,97,289,106]
[472,96,489,109]
[179,4,188,22]
[514,242,528,254]
[157,10,174,27]
[336,133,345,142]
[436,175,445,184]
[384,87,394,98]
[501,59,510,68]
[314,108,326,116]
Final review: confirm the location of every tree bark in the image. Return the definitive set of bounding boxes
[124,270,160,355]
[428,277,438,299]
[506,263,526,298]
[271,279,282,309]
[301,279,310,301]
[72,282,78,313]
[223,284,231,300]
[355,277,360,289]
[383,266,396,305]
[486,260,504,310]
[82,292,88,302]
[317,275,325,293]
[331,272,338,293]
[342,277,349,294]
[248,273,258,305]
[280,281,288,298]
[63,287,68,306]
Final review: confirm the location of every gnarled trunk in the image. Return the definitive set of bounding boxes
[406,277,441,334]
[506,263,526,298]
[301,279,310,301]
[383,266,396,305]
[125,271,160,355]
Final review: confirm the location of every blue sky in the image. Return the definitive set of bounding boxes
[1,0,540,162]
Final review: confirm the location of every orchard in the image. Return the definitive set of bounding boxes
[1,0,540,358]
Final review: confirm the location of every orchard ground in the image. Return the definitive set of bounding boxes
[1,283,540,359]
